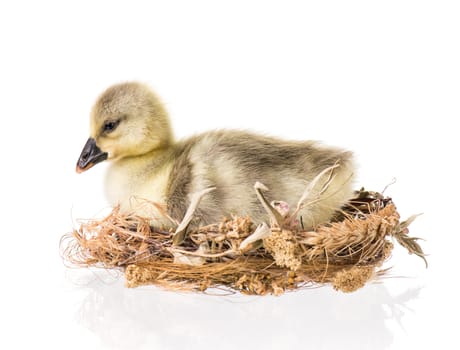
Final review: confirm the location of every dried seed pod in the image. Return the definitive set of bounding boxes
[226,230,240,239]
[192,233,208,244]
[214,234,226,243]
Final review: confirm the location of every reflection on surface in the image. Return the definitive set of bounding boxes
[74,271,421,350]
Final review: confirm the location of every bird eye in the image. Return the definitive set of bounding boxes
[103,120,119,133]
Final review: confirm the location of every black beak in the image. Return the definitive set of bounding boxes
[76,138,108,173]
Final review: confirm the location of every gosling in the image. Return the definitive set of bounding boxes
[76,82,355,229]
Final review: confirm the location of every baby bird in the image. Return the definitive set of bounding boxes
[76,82,355,229]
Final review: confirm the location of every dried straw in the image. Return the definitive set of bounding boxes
[63,165,425,295]
[61,185,426,295]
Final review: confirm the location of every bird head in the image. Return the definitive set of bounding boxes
[76,82,173,173]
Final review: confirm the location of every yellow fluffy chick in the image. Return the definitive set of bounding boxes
[76,82,355,229]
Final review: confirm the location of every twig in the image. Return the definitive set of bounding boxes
[173,187,216,246]
[289,163,340,221]
[296,163,339,210]
[393,214,428,268]
[169,247,236,259]
[382,178,397,195]
[254,182,285,227]
[239,223,272,251]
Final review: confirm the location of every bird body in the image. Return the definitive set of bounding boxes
[77,82,355,229]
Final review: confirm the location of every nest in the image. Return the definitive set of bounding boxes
[61,168,426,295]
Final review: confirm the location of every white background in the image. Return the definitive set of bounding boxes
[1,1,458,349]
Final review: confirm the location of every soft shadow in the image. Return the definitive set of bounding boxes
[74,272,421,350]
